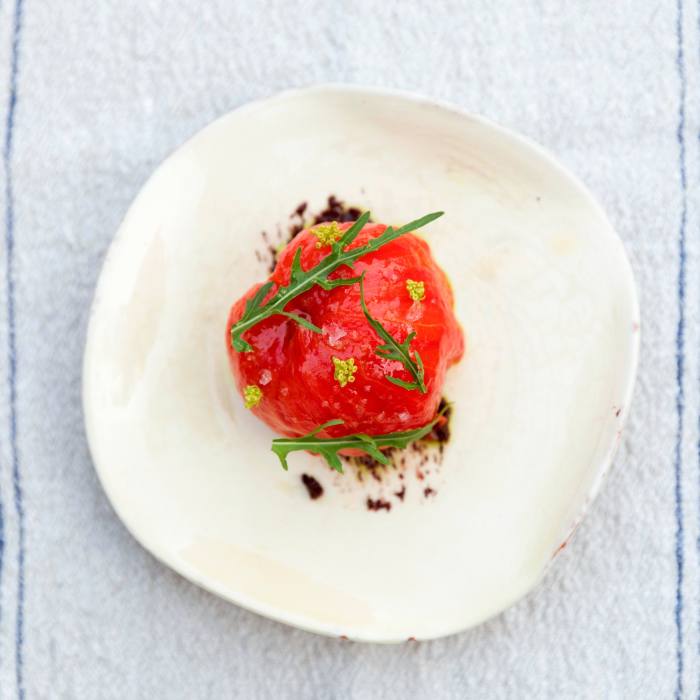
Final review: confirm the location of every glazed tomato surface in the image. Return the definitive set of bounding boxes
[226,222,464,438]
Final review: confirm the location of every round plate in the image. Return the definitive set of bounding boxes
[83,85,639,642]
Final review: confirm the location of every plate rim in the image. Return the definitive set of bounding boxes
[82,83,641,643]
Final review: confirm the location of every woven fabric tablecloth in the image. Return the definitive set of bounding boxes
[0,1,699,698]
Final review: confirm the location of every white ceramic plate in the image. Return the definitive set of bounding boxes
[83,85,639,643]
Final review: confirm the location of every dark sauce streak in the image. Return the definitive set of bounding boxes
[395,485,406,501]
[424,487,436,498]
[301,474,323,500]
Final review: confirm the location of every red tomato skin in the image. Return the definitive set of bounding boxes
[227,223,464,438]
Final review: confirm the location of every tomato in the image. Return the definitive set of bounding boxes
[226,222,464,438]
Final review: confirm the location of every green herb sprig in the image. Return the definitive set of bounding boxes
[271,408,447,473]
[230,211,444,352]
[359,274,426,393]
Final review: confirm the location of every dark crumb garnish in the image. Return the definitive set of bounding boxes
[301,474,323,500]
[343,398,453,476]
[366,497,392,512]
[256,200,451,511]
[264,195,371,273]
[424,398,452,443]
[260,230,278,272]
[312,195,364,225]
[286,202,307,243]
[351,448,397,473]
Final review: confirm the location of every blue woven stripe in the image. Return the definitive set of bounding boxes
[3,0,25,697]
[673,0,688,698]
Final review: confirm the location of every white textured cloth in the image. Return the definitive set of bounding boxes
[0,1,699,698]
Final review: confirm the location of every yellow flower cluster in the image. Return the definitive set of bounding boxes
[406,279,425,302]
[332,356,358,387]
[311,221,343,248]
[243,384,262,409]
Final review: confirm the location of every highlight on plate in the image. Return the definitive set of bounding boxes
[226,207,465,478]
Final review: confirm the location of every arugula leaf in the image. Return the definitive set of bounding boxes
[359,274,427,393]
[230,210,444,352]
[278,311,323,334]
[270,409,447,473]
